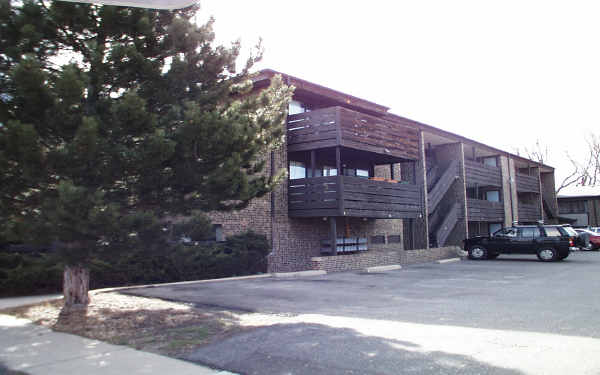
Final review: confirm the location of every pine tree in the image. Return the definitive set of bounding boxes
[0,0,292,308]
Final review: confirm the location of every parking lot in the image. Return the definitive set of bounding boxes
[128,251,600,375]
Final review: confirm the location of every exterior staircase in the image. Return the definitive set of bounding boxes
[427,159,460,247]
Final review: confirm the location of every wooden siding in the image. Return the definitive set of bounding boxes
[288,176,422,218]
[465,159,502,187]
[287,107,420,160]
[467,198,505,222]
[516,173,540,193]
[518,202,541,222]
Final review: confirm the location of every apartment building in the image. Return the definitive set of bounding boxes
[208,70,559,273]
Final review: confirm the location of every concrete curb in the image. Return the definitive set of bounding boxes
[93,274,272,294]
[436,258,461,264]
[272,270,327,278]
[365,265,402,273]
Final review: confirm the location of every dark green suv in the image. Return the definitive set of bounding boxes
[463,225,574,262]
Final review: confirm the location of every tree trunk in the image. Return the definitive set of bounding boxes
[63,265,90,308]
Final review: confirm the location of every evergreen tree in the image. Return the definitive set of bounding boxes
[0,0,292,307]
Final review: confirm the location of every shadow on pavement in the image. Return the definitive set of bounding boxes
[185,322,525,375]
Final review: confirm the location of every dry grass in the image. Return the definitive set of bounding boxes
[0,290,250,358]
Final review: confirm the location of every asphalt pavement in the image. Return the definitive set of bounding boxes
[127,251,600,375]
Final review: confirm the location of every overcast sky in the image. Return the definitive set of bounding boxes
[198,0,600,194]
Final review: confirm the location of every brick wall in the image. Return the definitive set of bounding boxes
[311,246,460,272]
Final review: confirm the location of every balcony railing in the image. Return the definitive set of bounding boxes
[465,159,502,187]
[516,173,540,193]
[288,176,422,219]
[467,198,504,222]
[287,106,420,160]
[518,202,541,222]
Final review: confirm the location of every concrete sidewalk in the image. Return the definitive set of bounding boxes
[0,314,235,375]
[0,294,62,310]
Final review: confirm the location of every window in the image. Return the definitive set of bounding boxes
[214,224,225,242]
[486,190,500,202]
[387,235,402,243]
[289,161,306,179]
[288,100,307,115]
[344,168,370,178]
[371,235,386,244]
[495,228,517,237]
[543,227,562,237]
[520,227,540,238]
[322,166,337,176]
[483,156,498,167]
[489,223,502,236]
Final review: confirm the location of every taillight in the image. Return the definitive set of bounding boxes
[569,238,574,247]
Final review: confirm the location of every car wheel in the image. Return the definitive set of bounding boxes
[582,243,593,251]
[537,248,558,262]
[468,245,488,260]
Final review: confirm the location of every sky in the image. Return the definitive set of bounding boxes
[196,0,600,195]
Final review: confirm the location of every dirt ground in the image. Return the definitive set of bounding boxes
[0,289,259,358]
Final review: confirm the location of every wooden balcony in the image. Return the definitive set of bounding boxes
[288,176,422,219]
[516,173,540,193]
[518,202,541,222]
[465,159,502,187]
[467,198,504,222]
[287,107,420,160]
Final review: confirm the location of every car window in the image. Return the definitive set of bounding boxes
[520,227,541,237]
[543,227,562,237]
[495,228,517,237]
[562,227,578,236]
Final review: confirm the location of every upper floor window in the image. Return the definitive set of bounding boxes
[289,161,306,179]
[482,156,498,167]
[322,166,337,176]
[288,100,308,115]
[486,190,500,202]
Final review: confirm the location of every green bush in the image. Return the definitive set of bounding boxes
[0,231,270,297]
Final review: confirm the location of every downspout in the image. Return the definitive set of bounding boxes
[506,152,515,225]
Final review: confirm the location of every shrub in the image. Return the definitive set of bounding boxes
[0,231,270,297]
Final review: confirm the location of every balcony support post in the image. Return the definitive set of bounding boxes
[329,217,338,256]
[310,149,316,178]
[335,146,341,175]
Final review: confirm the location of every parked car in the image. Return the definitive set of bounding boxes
[561,225,583,249]
[464,225,573,261]
[590,227,600,234]
[574,228,600,250]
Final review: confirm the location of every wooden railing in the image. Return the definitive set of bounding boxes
[435,202,459,247]
[518,202,541,222]
[428,159,459,214]
[465,159,502,187]
[342,176,421,218]
[288,176,422,218]
[287,107,420,160]
[516,173,540,193]
[467,198,505,222]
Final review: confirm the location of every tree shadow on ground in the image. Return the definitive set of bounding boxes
[0,362,29,375]
[185,322,526,375]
